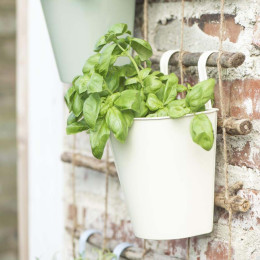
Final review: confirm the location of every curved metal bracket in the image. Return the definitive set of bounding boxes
[160,50,180,75]
[112,242,134,260]
[198,51,218,109]
[78,229,102,257]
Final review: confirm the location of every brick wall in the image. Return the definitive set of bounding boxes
[64,0,260,259]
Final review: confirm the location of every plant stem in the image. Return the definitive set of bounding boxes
[117,44,143,85]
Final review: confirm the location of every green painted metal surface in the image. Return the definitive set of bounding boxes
[41,0,136,83]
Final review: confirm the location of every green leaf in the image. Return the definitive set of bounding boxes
[126,83,142,91]
[106,107,128,142]
[108,23,128,36]
[146,93,164,111]
[75,75,90,94]
[134,101,148,117]
[167,99,186,108]
[90,119,110,159]
[72,75,80,85]
[177,84,187,93]
[72,92,84,117]
[165,73,178,83]
[146,59,152,68]
[83,93,101,129]
[114,89,142,112]
[186,78,215,112]
[151,71,164,77]
[87,73,103,93]
[168,105,190,118]
[139,68,152,80]
[82,53,101,74]
[147,107,168,118]
[105,31,117,43]
[144,75,163,94]
[64,85,76,111]
[118,64,137,77]
[160,75,170,82]
[67,112,81,125]
[155,84,165,101]
[105,71,119,93]
[125,77,139,86]
[100,102,110,117]
[107,92,121,104]
[157,107,169,117]
[66,119,88,135]
[190,114,214,151]
[116,38,128,51]
[99,43,117,76]
[163,73,178,105]
[123,110,134,128]
[94,36,107,52]
[131,38,153,61]
[100,93,121,116]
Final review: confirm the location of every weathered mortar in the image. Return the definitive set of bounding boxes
[63,1,260,259]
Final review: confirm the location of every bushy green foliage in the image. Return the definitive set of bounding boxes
[65,23,215,159]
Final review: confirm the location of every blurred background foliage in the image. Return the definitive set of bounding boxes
[0,0,17,259]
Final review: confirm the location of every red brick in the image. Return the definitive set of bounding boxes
[165,239,188,257]
[229,141,260,170]
[253,15,260,48]
[205,240,231,260]
[109,219,142,246]
[214,79,260,120]
[188,14,243,43]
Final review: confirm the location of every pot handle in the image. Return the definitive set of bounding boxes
[198,51,218,109]
[160,50,180,75]
[112,242,134,260]
[78,229,102,257]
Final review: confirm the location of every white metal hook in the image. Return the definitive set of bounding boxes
[78,229,102,257]
[160,50,180,75]
[112,242,134,260]
[198,51,218,109]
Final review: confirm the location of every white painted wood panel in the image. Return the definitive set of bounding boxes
[28,0,64,259]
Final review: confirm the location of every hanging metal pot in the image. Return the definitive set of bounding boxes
[40,0,136,83]
[110,50,218,240]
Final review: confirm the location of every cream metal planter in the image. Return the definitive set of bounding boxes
[110,109,218,240]
[40,0,136,83]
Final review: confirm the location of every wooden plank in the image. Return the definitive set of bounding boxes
[16,0,29,258]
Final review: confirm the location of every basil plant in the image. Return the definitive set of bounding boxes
[65,23,215,159]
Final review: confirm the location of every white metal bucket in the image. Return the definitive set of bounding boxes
[110,109,218,240]
[40,0,136,83]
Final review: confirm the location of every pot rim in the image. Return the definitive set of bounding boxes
[134,108,219,121]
